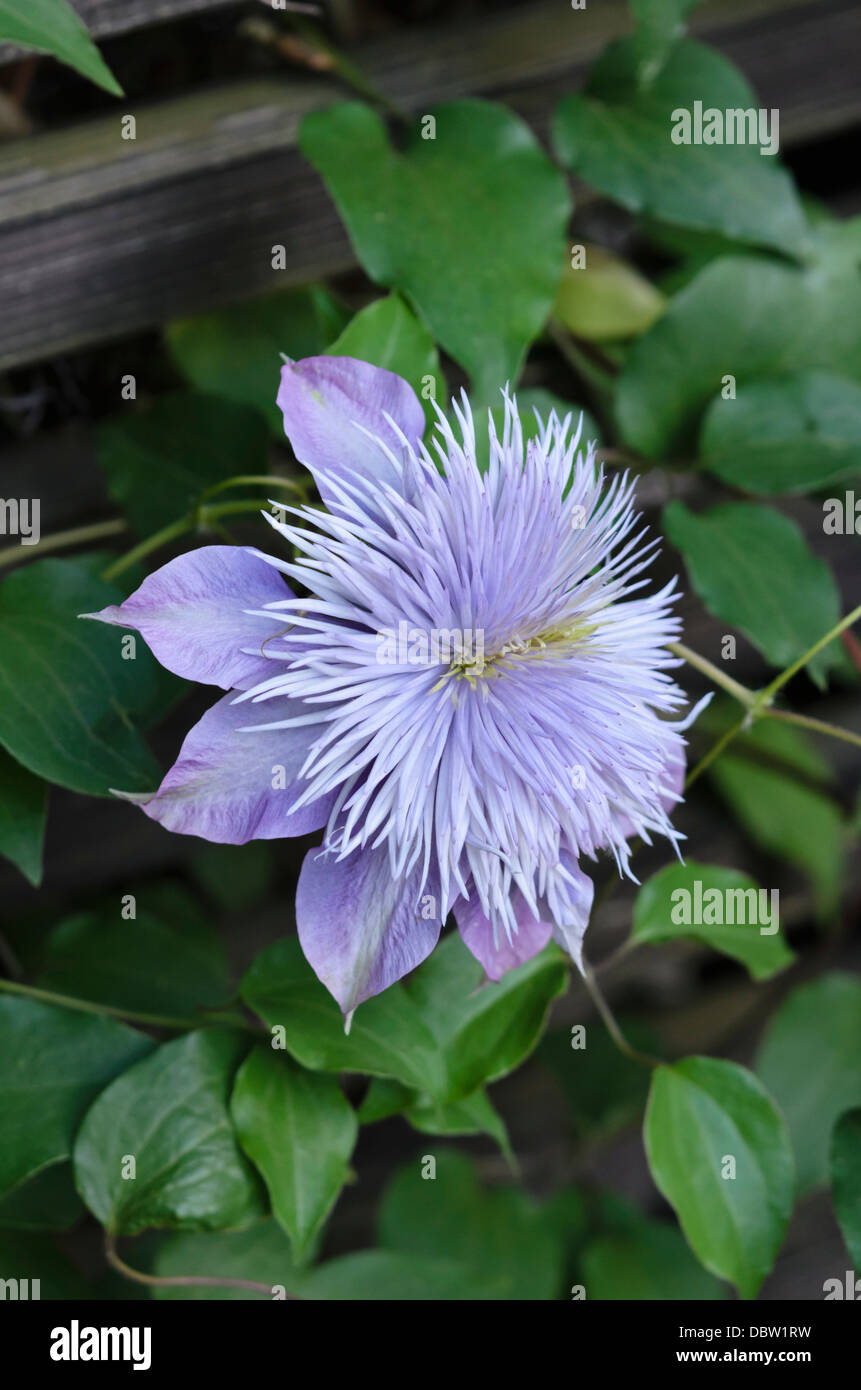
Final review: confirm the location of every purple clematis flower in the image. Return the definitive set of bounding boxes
[86,356,704,1017]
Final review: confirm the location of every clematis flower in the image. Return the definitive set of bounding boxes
[86,356,703,1016]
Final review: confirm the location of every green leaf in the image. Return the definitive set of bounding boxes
[630,0,702,83]
[406,1088,514,1167]
[552,40,808,258]
[357,1078,412,1125]
[830,1108,861,1271]
[632,860,793,980]
[74,1030,264,1235]
[0,0,122,96]
[377,1151,563,1299]
[582,1221,727,1300]
[37,897,232,1019]
[403,932,569,1100]
[0,1162,84,1232]
[166,286,348,435]
[152,1220,302,1300]
[616,248,861,458]
[240,937,447,1098]
[553,244,665,342]
[231,1046,357,1263]
[756,974,861,1193]
[707,713,845,921]
[302,1249,477,1301]
[663,500,840,686]
[0,557,165,796]
[0,747,46,886]
[301,100,571,401]
[700,371,861,495]
[326,293,441,428]
[0,998,151,1199]
[96,392,270,536]
[644,1057,794,1298]
[358,1073,514,1165]
[0,1229,91,1299]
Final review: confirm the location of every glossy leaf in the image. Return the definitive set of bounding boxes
[700,370,861,495]
[96,393,270,536]
[632,860,794,980]
[377,1151,563,1299]
[553,40,808,258]
[231,1046,357,1262]
[0,1229,90,1299]
[0,0,121,95]
[644,1057,794,1298]
[301,100,570,401]
[630,0,702,83]
[74,1030,264,1235]
[241,937,447,1098]
[663,501,840,686]
[0,747,46,886]
[166,287,348,434]
[0,557,165,795]
[582,1221,727,1300]
[616,245,861,458]
[0,998,151,1199]
[326,293,440,427]
[0,1162,84,1232]
[37,896,232,1019]
[830,1108,861,1272]
[152,1220,302,1300]
[404,932,569,1100]
[756,975,861,1192]
[708,713,845,922]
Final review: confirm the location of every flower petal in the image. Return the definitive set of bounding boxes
[455,889,552,981]
[277,356,425,508]
[296,843,443,1014]
[546,855,595,972]
[123,692,333,843]
[83,546,292,690]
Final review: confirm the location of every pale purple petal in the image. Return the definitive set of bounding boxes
[83,546,292,690]
[121,692,334,843]
[277,356,425,509]
[296,843,443,1014]
[546,854,595,972]
[455,888,552,981]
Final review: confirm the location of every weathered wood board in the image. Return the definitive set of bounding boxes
[0,0,857,371]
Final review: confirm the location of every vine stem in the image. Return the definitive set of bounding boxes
[197,474,308,502]
[0,977,258,1034]
[105,1235,290,1298]
[580,966,661,1068]
[101,500,267,583]
[0,518,127,570]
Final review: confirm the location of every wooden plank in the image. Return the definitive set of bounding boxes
[0,0,856,371]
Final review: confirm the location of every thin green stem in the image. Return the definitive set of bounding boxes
[101,515,193,583]
[101,500,269,583]
[0,977,257,1034]
[197,474,308,503]
[580,966,660,1067]
[667,641,758,709]
[760,600,861,701]
[0,518,127,570]
[684,713,748,790]
[289,16,409,121]
[765,707,861,751]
